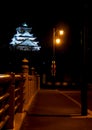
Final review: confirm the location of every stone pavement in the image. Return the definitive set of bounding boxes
[17,89,92,130]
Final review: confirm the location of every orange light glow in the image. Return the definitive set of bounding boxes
[55,38,61,44]
[59,30,64,35]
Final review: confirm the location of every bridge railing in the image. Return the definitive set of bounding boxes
[0,73,14,129]
[0,71,40,130]
[23,72,40,112]
[14,74,25,113]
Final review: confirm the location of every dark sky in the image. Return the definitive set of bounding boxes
[0,0,87,45]
[0,0,90,54]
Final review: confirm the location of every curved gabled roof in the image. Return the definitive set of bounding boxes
[9,23,41,51]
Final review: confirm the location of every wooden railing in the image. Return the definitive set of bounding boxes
[0,73,25,130]
[0,74,14,130]
[0,72,40,130]
[14,74,25,113]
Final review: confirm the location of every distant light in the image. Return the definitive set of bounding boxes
[62,82,68,86]
[52,60,55,64]
[23,23,28,27]
[59,30,64,35]
[55,38,61,44]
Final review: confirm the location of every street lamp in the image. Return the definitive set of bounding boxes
[51,27,64,77]
[53,28,64,60]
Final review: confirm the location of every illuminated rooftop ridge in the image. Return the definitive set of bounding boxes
[9,23,41,51]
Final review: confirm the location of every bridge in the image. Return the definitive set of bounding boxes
[0,58,92,130]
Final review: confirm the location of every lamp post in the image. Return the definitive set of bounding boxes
[53,28,55,61]
[51,27,64,79]
[80,2,88,116]
[53,28,64,60]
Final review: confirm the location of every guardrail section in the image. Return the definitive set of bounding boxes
[0,74,14,130]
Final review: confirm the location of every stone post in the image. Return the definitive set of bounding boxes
[22,58,29,110]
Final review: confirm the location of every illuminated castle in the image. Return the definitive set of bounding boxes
[9,23,41,51]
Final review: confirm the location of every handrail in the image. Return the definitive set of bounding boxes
[15,74,22,80]
[0,93,10,102]
[0,73,14,129]
[14,74,25,114]
[14,103,20,113]
[15,95,20,101]
[0,72,40,130]
[0,115,10,130]
[0,104,9,116]
[15,88,20,92]
[0,74,12,83]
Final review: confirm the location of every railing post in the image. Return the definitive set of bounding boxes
[31,67,35,75]
[22,58,29,109]
[37,74,40,90]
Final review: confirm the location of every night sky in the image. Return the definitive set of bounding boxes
[0,1,91,81]
[0,1,86,53]
[0,0,85,44]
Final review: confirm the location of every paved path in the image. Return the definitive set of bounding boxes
[19,89,92,130]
